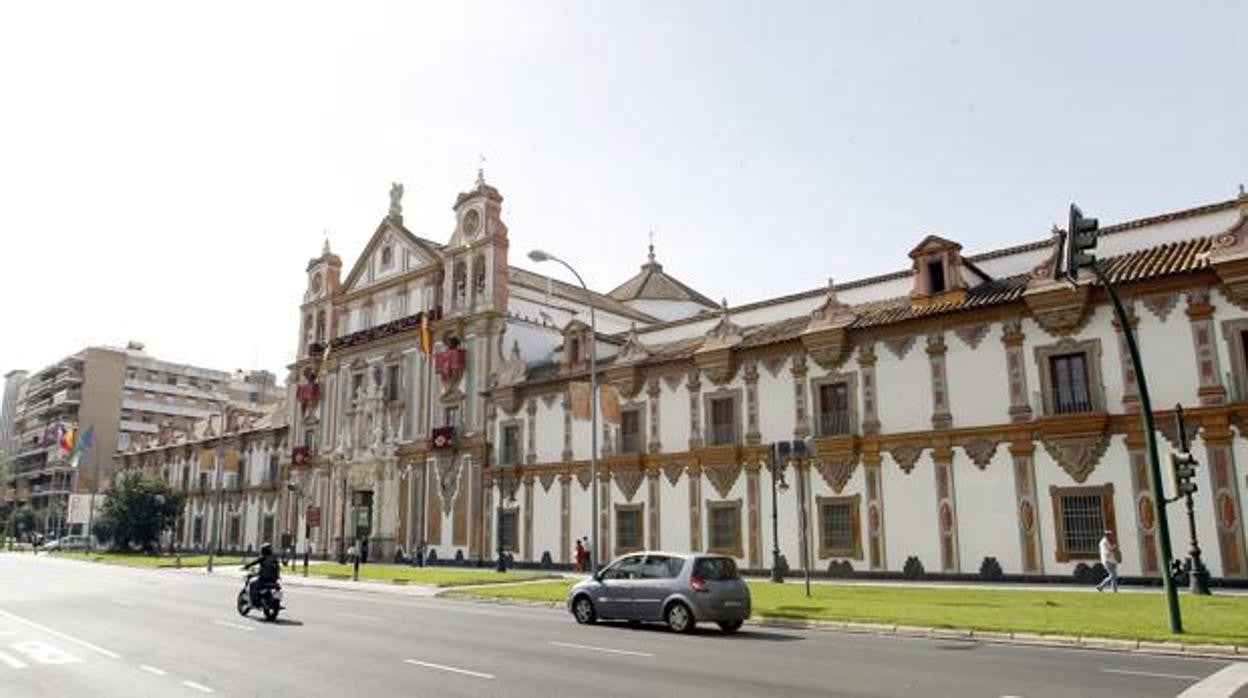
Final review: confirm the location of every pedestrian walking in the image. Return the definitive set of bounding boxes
[574,538,586,572]
[1096,530,1121,592]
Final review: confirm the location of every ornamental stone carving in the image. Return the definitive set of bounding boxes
[816,454,859,493]
[962,439,998,470]
[704,460,742,499]
[662,462,684,486]
[890,444,923,474]
[1040,433,1110,483]
[613,466,645,502]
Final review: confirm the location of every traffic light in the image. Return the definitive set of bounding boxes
[1064,204,1099,283]
[1168,450,1199,499]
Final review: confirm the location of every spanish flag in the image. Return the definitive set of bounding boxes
[60,425,78,453]
[419,310,434,356]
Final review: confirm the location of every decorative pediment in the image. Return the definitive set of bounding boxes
[961,439,998,470]
[341,220,441,296]
[801,279,856,369]
[816,454,860,493]
[538,470,556,493]
[695,300,742,385]
[616,324,650,364]
[889,444,923,474]
[437,460,460,515]
[1040,433,1110,483]
[703,460,742,499]
[613,466,645,502]
[494,340,527,389]
[1023,281,1093,336]
[662,462,684,486]
[1204,208,1248,309]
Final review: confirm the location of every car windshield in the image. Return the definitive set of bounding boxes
[693,557,738,580]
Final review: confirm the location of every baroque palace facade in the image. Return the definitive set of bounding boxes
[121,175,1248,581]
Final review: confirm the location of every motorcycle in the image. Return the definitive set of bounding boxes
[237,573,283,622]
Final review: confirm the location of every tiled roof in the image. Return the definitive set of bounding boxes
[508,267,660,324]
[1097,235,1211,284]
[607,261,718,308]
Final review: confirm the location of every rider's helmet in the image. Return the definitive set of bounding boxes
[260,542,273,556]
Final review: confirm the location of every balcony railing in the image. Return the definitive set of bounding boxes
[499,446,522,466]
[1036,389,1100,416]
[617,433,644,454]
[816,412,855,437]
[706,424,739,446]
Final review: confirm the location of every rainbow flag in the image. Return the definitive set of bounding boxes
[60,425,77,453]
[69,425,96,468]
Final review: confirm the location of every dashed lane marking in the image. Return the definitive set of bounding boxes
[211,620,255,632]
[1100,667,1202,681]
[181,680,214,693]
[403,659,496,679]
[140,665,168,676]
[1177,662,1248,697]
[547,641,655,658]
[0,608,120,659]
[0,649,28,669]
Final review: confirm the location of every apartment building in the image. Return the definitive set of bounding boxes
[3,342,282,538]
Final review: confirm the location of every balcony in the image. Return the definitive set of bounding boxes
[499,446,522,466]
[706,424,739,447]
[617,433,644,455]
[815,412,855,438]
[1035,389,1103,417]
[52,388,82,406]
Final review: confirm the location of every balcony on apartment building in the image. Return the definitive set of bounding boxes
[124,377,228,404]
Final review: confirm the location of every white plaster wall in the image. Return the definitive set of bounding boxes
[953,446,1020,573]
[658,380,689,453]
[531,481,559,562]
[944,327,1010,427]
[659,472,689,551]
[882,451,940,572]
[1131,304,1201,410]
[1097,209,1238,258]
[534,398,564,464]
[503,318,563,365]
[874,343,930,434]
[1210,292,1248,397]
[570,412,591,462]
[1236,430,1248,567]
[756,366,793,444]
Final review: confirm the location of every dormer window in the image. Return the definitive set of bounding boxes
[569,337,581,364]
[927,260,946,294]
[909,235,976,304]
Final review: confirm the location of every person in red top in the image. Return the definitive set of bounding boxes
[574,538,587,573]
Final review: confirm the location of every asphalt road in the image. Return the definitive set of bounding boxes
[0,553,1244,698]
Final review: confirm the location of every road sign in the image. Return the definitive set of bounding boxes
[305,505,321,528]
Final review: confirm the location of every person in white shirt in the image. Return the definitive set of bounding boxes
[1096,530,1121,592]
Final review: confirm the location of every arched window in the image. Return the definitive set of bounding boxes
[472,256,487,296]
[381,245,394,268]
[315,311,326,343]
[453,261,468,308]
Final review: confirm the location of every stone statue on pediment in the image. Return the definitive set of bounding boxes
[389,182,404,218]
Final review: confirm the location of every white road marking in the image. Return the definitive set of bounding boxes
[140,664,168,676]
[0,649,28,669]
[403,659,495,679]
[181,680,214,693]
[1100,667,1201,681]
[1177,662,1248,697]
[212,620,255,632]
[547,640,655,658]
[336,612,382,622]
[0,608,120,659]
[11,640,82,665]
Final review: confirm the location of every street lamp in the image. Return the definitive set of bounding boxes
[528,249,600,575]
[766,451,791,583]
[496,465,518,573]
[287,481,311,576]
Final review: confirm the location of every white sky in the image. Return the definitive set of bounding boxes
[2,1,1245,381]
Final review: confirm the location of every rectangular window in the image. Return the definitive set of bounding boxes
[228,517,240,547]
[1049,353,1092,414]
[708,397,737,445]
[193,516,203,544]
[386,365,400,402]
[928,260,946,293]
[262,515,274,545]
[1051,484,1116,562]
[817,382,851,436]
[267,455,279,484]
[619,409,642,454]
[444,407,459,428]
[568,337,581,364]
[304,429,315,451]
[706,500,742,556]
[497,508,519,553]
[817,495,861,558]
[351,373,364,401]
[615,505,643,554]
[500,424,521,465]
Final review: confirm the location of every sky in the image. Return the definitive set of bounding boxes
[1,1,1244,382]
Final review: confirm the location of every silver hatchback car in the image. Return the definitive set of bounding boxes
[568,551,751,633]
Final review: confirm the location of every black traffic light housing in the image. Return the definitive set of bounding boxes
[1168,450,1199,499]
[1063,204,1099,283]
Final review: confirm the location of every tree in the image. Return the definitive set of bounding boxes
[92,472,185,553]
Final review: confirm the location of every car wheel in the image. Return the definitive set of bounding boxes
[718,620,743,633]
[665,601,695,634]
[572,595,597,625]
[236,591,250,617]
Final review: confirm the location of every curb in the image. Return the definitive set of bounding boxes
[437,593,1248,660]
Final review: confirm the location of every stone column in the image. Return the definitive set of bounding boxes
[933,443,959,572]
[863,449,886,570]
[1009,441,1043,574]
[927,333,953,430]
[687,372,704,449]
[688,464,703,551]
[744,361,761,445]
[1124,430,1160,574]
[646,378,662,454]
[523,474,535,562]
[647,468,661,551]
[791,353,810,439]
[859,344,880,435]
[1111,303,1141,413]
[1002,320,1032,422]
[1202,420,1247,578]
[1186,289,1227,405]
[558,473,572,564]
[745,459,762,568]
[481,470,493,560]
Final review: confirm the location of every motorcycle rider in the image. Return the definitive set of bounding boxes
[243,542,281,607]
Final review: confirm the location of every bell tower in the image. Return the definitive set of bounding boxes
[300,238,342,361]
[444,169,509,316]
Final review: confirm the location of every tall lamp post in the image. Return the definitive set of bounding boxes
[766,448,790,583]
[528,249,599,575]
[206,401,226,574]
[496,465,517,572]
[287,481,310,576]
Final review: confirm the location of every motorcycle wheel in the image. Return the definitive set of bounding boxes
[263,600,279,622]
[236,590,250,617]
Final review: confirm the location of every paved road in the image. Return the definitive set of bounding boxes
[0,553,1244,697]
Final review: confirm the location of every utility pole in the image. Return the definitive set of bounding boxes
[1065,203,1183,633]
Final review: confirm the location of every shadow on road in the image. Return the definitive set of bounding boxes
[243,616,305,627]
[604,622,803,642]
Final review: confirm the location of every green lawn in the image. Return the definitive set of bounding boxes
[47,551,249,568]
[302,563,560,587]
[445,579,1248,646]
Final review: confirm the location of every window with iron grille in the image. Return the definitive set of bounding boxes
[500,424,521,465]
[708,397,737,445]
[262,514,274,545]
[497,508,519,553]
[1049,353,1093,414]
[817,495,861,558]
[707,500,742,555]
[192,516,203,545]
[817,381,852,437]
[619,408,643,454]
[228,517,241,548]
[1051,484,1115,562]
[615,505,643,553]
